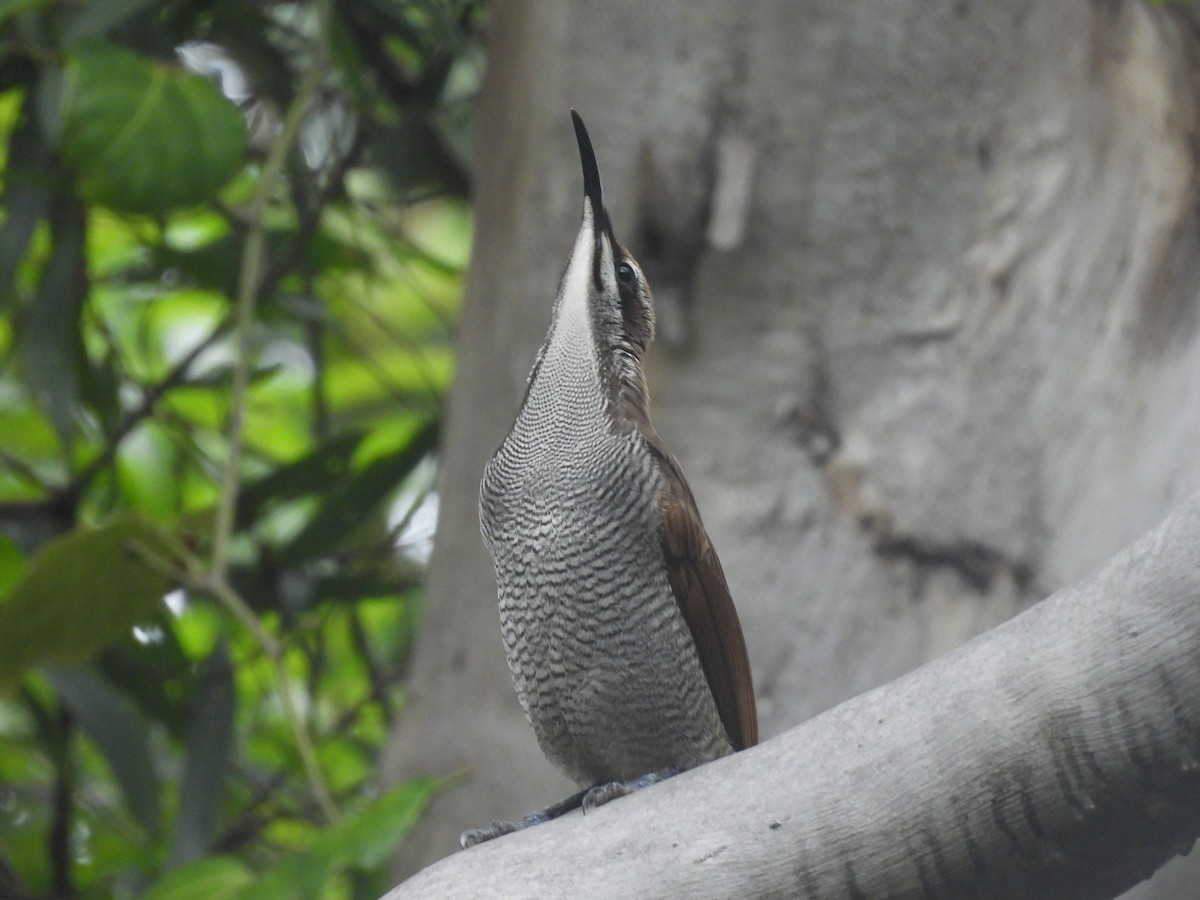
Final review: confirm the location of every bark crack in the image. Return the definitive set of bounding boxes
[873,534,1033,594]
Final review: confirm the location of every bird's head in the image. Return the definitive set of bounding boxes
[542,111,655,426]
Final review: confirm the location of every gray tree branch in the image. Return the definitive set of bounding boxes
[384,493,1200,899]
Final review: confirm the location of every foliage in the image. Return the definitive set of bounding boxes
[0,0,482,896]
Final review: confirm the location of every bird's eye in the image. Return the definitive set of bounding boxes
[617,262,635,284]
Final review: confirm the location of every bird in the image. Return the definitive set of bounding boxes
[462,110,757,849]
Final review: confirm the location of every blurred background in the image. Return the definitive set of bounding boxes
[4,1,1200,898]
[0,1,479,896]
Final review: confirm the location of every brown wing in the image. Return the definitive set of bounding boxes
[648,434,758,751]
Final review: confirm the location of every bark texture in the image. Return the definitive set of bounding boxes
[382,1,1200,894]
[384,494,1200,899]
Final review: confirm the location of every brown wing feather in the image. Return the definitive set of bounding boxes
[646,433,758,751]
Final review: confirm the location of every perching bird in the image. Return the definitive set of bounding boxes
[462,111,757,848]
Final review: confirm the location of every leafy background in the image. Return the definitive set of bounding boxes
[0,1,482,896]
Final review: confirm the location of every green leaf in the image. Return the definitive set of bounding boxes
[145,226,370,298]
[236,430,366,529]
[168,641,235,866]
[0,534,24,598]
[0,514,177,687]
[116,421,182,522]
[236,849,331,900]
[82,342,122,435]
[236,778,437,900]
[0,0,50,25]
[330,777,437,869]
[47,665,161,834]
[144,856,253,900]
[313,571,418,605]
[276,419,438,565]
[97,621,193,736]
[57,43,246,214]
[0,94,51,306]
[20,194,87,442]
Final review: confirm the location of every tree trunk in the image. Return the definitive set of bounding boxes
[382,1,1200,895]
[383,494,1200,899]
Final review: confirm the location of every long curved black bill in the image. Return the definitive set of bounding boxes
[571,110,604,212]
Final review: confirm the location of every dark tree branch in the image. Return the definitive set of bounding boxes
[66,317,235,499]
[0,852,35,900]
[384,494,1200,899]
[49,708,73,899]
[335,0,473,197]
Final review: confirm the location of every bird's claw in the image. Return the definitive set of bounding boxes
[581,767,681,814]
[460,819,520,849]
[582,780,632,813]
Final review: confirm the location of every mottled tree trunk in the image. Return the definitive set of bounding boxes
[383,496,1200,899]
[382,1,1200,895]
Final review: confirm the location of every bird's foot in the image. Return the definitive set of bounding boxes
[460,786,591,849]
[581,780,630,812]
[460,820,520,849]
[461,769,683,846]
[581,767,681,814]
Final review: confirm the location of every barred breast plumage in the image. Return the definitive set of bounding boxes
[480,319,732,786]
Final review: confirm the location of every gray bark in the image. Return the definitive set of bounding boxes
[384,494,1200,899]
[381,0,1200,894]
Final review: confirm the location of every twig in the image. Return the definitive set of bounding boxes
[337,0,474,197]
[204,574,339,822]
[256,127,366,300]
[68,316,234,497]
[210,767,289,854]
[320,312,440,414]
[306,300,330,440]
[347,609,395,726]
[121,6,344,823]
[336,286,446,410]
[0,448,51,492]
[209,67,324,580]
[128,536,341,823]
[194,570,282,659]
[0,852,35,900]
